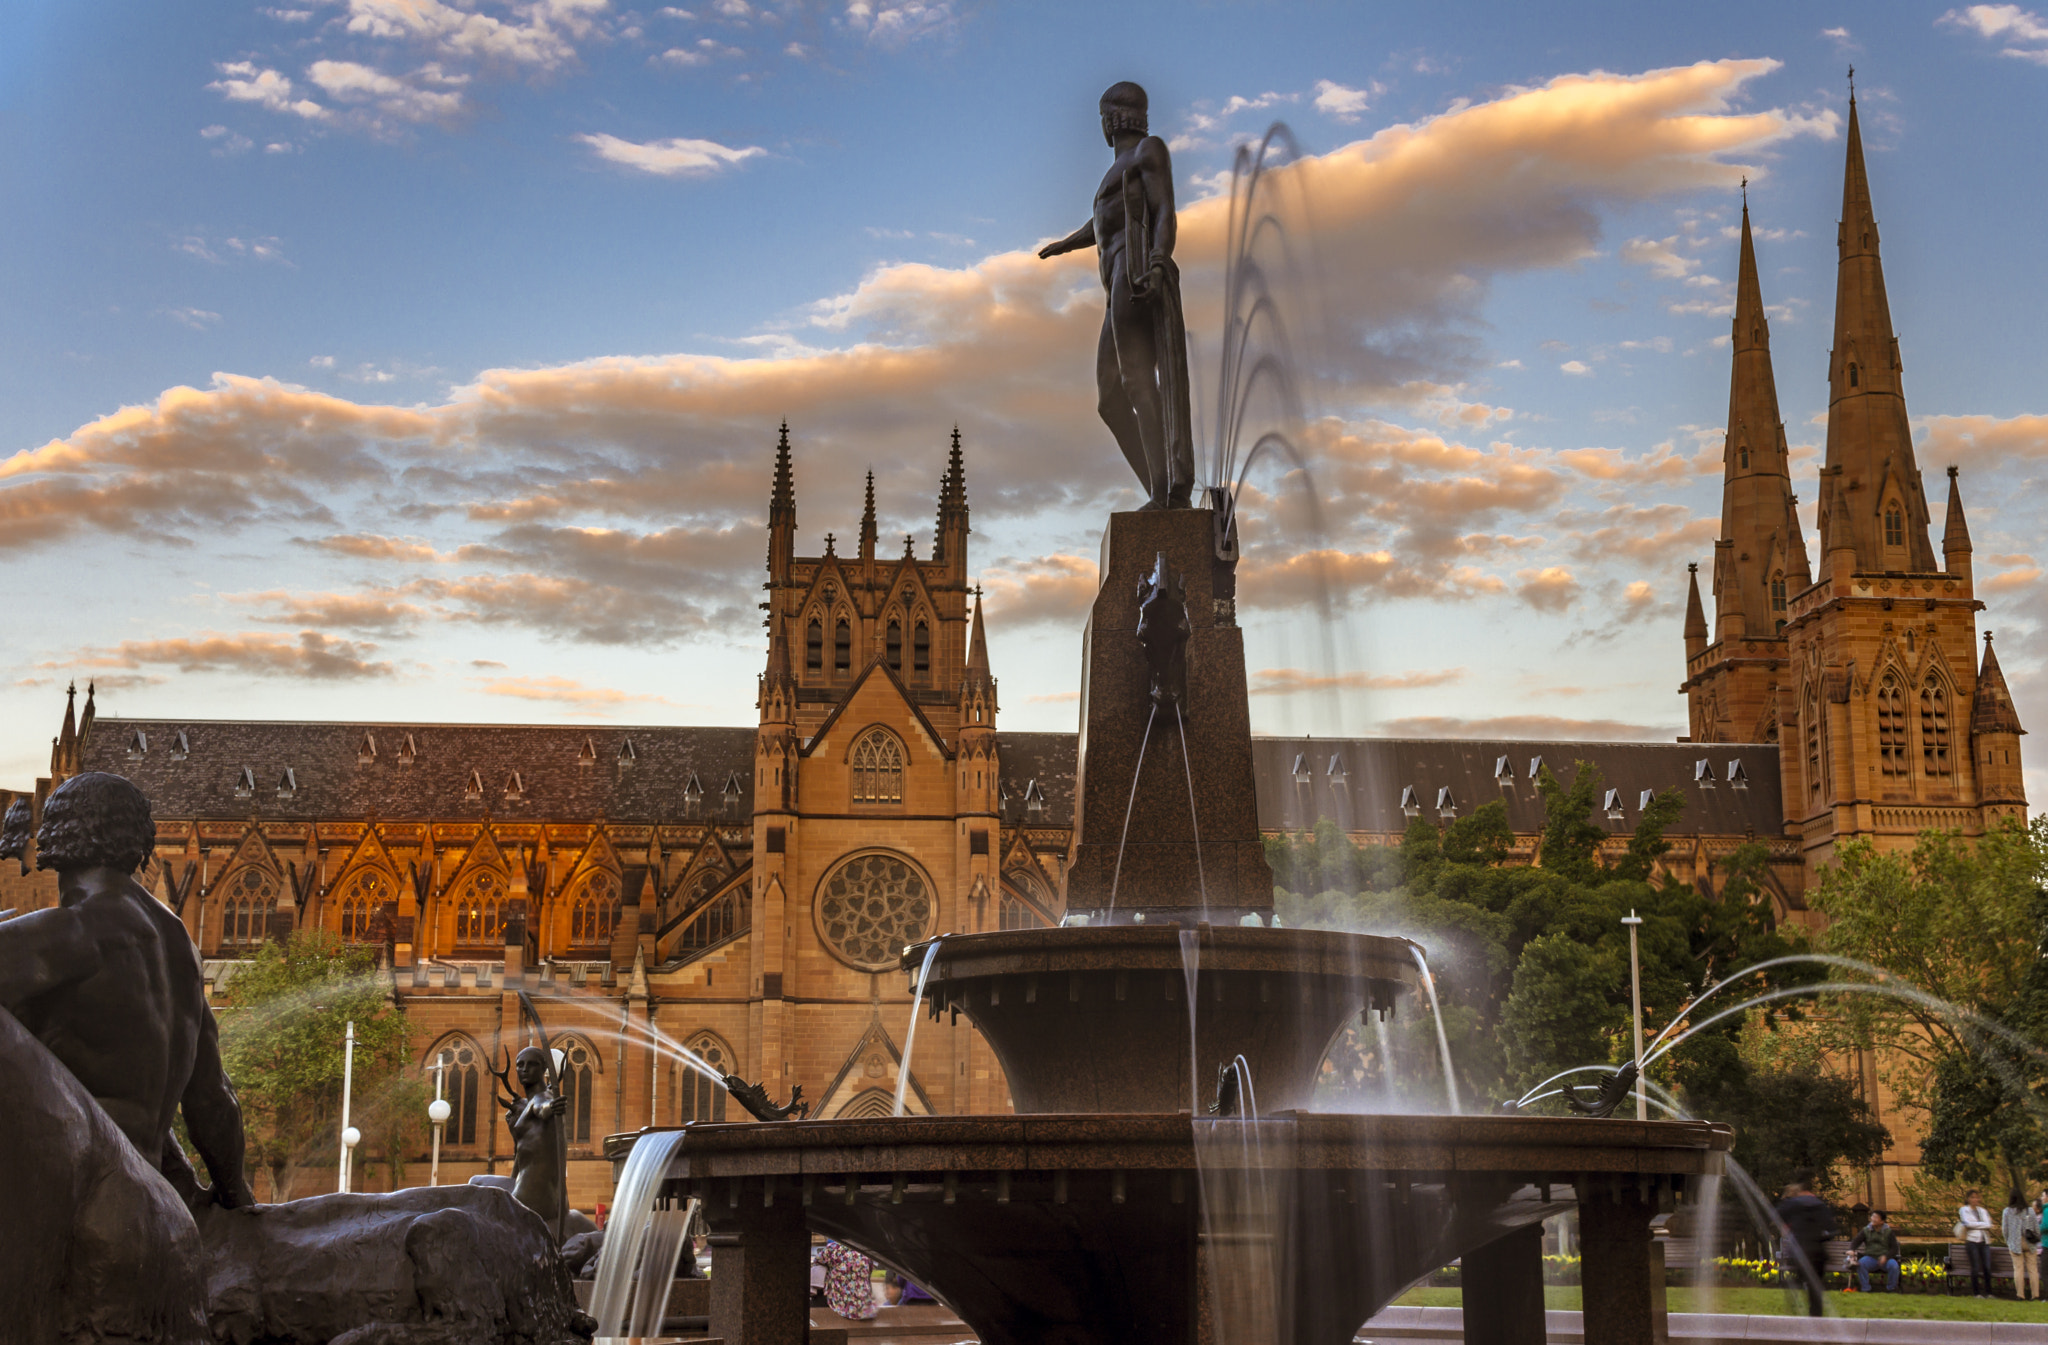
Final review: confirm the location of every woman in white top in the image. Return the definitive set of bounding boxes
[1962,1190,1996,1298]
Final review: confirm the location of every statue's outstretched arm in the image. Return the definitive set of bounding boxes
[0,906,99,1012]
[1038,220,1097,260]
[181,1002,254,1207]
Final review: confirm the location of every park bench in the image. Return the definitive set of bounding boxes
[1944,1242,2016,1294]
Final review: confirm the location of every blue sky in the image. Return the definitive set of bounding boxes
[4,0,2046,804]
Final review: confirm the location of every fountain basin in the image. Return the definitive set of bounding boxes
[900,924,1418,1113]
[607,1111,1730,1345]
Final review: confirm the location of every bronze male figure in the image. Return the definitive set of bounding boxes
[0,772,252,1208]
[1040,81,1196,509]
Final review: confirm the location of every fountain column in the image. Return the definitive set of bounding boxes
[1577,1190,1667,1345]
[708,1199,811,1345]
[1460,1223,1544,1344]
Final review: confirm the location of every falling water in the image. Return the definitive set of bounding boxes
[1173,709,1208,911]
[1371,1010,1396,1105]
[589,1129,691,1341]
[1106,703,1158,920]
[895,939,944,1116]
[1180,927,1203,1110]
[1406,947,1460,1114]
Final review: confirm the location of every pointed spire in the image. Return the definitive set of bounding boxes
[1783,489,1813,591]
[59,682,77,755]
[967,586,990,675]
[1683,563,1708,659]
[934,426,969,567]
[1823,84,1937,573]
[1818,469,1858,582]
[764,622,793,688]
[859,468,878,563]
[1974,632,2026,735]
[1710,189,1800,641]
[1943,464,1972,559]
[770,420,795,519]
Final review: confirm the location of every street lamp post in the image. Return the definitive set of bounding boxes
[338,1020,358,1194]
[1621,910,1645,1121]
[427,1051,452,1187]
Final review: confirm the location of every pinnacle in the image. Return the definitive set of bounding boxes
[1683,563,1708,641]
[1943,465,1972,555]
[967,586,990,675]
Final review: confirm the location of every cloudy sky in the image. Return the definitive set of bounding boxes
[4,1,2046,804]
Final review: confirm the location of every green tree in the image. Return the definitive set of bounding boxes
[1534,762,1607,884]
[218,931,424,1200]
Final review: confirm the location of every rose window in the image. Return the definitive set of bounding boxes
[816,852,932,971]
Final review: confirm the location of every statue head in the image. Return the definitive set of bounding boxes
[514,1045,551,1092]
[1099,81,1148,144]
[0,798,32,864]
[36,771,156,875]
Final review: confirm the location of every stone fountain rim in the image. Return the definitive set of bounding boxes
[603,1110,1732,1176]
[898,924,1425,979]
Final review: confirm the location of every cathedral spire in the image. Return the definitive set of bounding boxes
[1820,89,1937,578]
[1942,464,1973,575]
[858,469,877,564]
[1710,192,1802,641]
[933,426,969,569]
[1683,563,1708,660]
[966,587,990,677]
[1974,633,2026,736]
[767,421,797,581]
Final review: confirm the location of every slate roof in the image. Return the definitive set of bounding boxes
[81,720,758,824]
[996,732,1078,829]
[1251,737,1784,838]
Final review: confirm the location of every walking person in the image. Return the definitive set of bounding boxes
[1776,1170,1835,1317]
[2006,1190,2041,1302]
[1851,1208,1902,1293]
[1962,1190,1996,1298]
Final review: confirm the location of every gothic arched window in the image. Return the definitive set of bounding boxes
[1877,676,1909,777]
[886,619,903,671]
[224,867,274,949]
[557,1038,596,1142]
[1738,443,1750,469]
[1884,503,1904,548]
[453,870,505,948]
[676,1032,731,1123]
[805,619,823,672]
[569,870,621,946]
[834,618,851,674]
[1770,573,1786,612]
[431,1040,482,1147]
[1848,363,1860,388]
[851,729,905,804]
[1921,678,1952,777]
[912,620,931,674]
[1805,687,1823,798]
[1000,894,1043,930]
[338,868,389,943]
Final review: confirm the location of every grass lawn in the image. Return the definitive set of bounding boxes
[1390,1286,2048,1322]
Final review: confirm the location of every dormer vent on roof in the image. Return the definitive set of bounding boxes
[1494,755,1514,782]
[465,769,484,801]
[1399,785,1420,818]
[397,733,418,765]
[1025,779,1046,815]
[683,771,704,815]
[358,732,376,764]
[1436,787,1457,819]
[1639,789,1656,811]
[1604,788,1625,820]
[579,737,597,768]
[504,771,525,802]
[127,729,148,759]
[1326,754,1347,781]
[721,771,744,814]
[276,768,297,799]
[234,766,255,799]
[171,729,190,760]
[1527,755,1544,781]
[1726,758,1749,789]
[618,738,637,768]
[1694,759,1715,787]
[1291,753,1311,785]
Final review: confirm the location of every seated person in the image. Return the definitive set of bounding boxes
[1851,1208,1901,1292]
[0,772,250,1209]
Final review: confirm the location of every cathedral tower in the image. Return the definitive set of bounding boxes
[1681,193,1809,744]
[1774,92,2024,875]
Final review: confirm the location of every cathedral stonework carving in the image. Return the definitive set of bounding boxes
[815,851,932,971]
